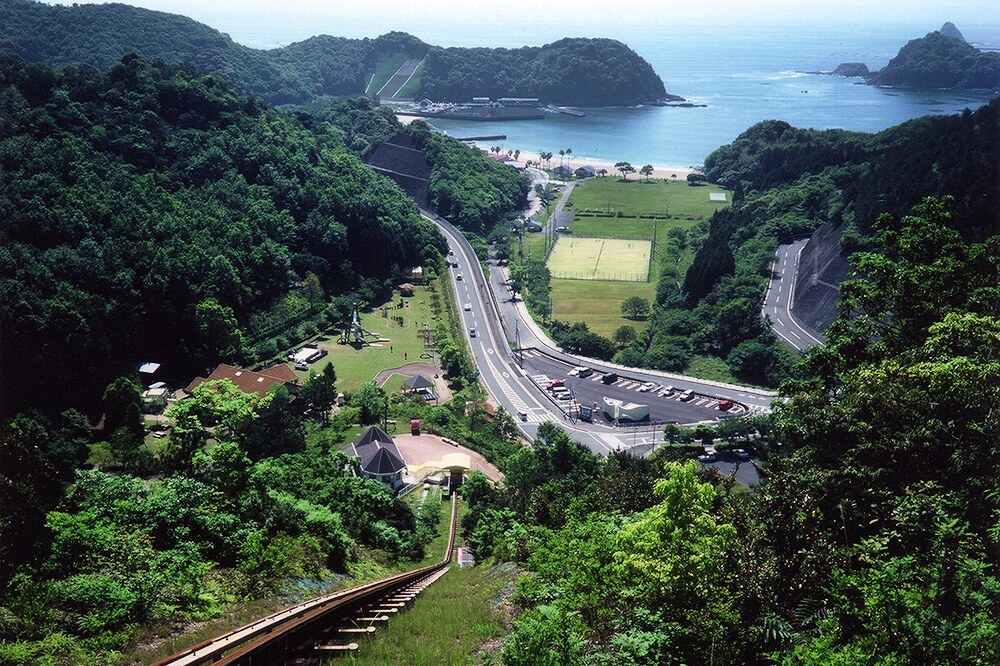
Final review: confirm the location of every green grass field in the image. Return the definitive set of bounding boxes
[366,53,408,95]
[550,278,656,338]
[569,177,730,219]
[547,237,651,282]
[298,285,440,394]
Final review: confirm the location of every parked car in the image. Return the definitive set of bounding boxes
[601,372,619,384]
[546,379,565,390]
[679,390,694,401]
[638,381,657,392]
[718,399,733,410]
[568,366,592,378]
[697,453,716,463]
[661,385,675,395]
[732,448,751,461]
[553,390,573,401]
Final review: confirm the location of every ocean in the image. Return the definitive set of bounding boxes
[204,15,999,167]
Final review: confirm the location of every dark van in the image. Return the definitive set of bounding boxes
[601,372,619,384]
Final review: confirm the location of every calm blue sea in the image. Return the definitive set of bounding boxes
[206,16,999,166]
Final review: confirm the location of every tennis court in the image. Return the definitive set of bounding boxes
[547,237,651,282]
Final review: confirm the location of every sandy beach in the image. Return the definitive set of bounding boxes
[393,114,697,180]
[511,150,696,181]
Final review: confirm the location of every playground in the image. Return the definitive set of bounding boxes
[295,285,441,393]
[547,237,651,282]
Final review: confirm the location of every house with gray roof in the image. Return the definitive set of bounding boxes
[349,426,407,490]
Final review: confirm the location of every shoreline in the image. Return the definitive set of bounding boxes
[395,114,698,179]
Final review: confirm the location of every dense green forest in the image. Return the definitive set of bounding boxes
[418,38,673,105]
[869,30,1000,90]
[592,100,998,387]
[465,200,1000,663]
[0,55,451,418]
[0,1,673,106]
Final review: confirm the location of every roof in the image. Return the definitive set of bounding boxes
[403,375,435,390]
[350,426,406,476]
[260,363,298,384]
[185,363,294,398]
[575,165,596,174]
[138,362,161,374]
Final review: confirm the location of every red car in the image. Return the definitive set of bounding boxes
[546,379,565,390]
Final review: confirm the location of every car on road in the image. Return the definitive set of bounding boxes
[601,372,619,384]
[732,448,751,461]
[452,261,459,268]
[448,250,454,255]
[463,303,472,311]
[456,274,463,281]
[638,381,657,392]
[469,328,476,337]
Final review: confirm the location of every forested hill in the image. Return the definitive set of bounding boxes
[419,38,674,105]
[0,0,673,105]
[0,54,447,417]
[869,30,1000,89]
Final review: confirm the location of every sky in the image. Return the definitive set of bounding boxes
[39,0,998,35]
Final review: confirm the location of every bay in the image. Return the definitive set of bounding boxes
[205,15,999,166]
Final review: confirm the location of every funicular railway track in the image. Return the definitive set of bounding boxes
[154,494,459,665]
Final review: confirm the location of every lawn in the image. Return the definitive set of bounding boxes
[297,284,441,394]
[366,53,408,95]
[569,177,730,219]
[547,237,651,282]
[550,278,656,338]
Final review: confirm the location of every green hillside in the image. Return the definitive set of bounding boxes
[0,0,673,105]
[870,30,1000,89]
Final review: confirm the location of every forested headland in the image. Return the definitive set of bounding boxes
[0,0,675,106]
[868,29,1000,90]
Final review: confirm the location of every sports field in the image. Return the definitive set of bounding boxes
[547,237,651,282]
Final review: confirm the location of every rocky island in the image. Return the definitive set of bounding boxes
[823,23,1000,90]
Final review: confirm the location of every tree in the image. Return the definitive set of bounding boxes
[612,325,637,348]
[558,149,565,167]
[192,297,246,365]
[620,296,651,320]
[301,364,337,423]
[353,382,389,426]
[102,377,145,443]
[615,161,635,180]
[640,164,654,181]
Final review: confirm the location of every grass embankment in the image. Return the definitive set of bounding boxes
[342,498,509,665]
[546,178,729,339]
[298,283,442,393]
[394,59,425,98]
[366,53,408,95]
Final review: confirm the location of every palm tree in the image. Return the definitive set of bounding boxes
[514,149,520,161]
[566,148,572,164]
[559,149,565,167]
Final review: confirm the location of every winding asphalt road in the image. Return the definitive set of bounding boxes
[762,240,826,351]
[424,210,778,466]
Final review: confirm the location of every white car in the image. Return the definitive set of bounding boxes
[638,381,656,392]
[463,303,472,311]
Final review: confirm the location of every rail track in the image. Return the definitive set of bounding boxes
[153,493,459,665]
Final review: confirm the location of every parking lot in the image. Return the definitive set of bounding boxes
[519,349,743,425]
